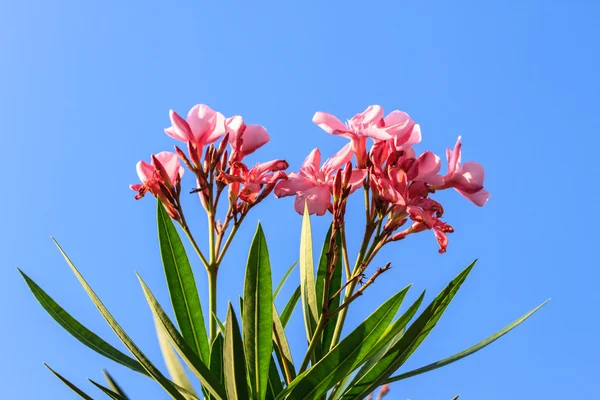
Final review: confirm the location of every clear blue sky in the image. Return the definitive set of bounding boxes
[2,0,598,398]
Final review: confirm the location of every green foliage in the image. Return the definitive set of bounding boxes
[21,204,547,399]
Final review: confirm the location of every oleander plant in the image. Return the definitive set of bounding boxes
[20,104,547,399]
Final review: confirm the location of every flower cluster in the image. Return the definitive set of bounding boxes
[131,104,288,224]
[275,105,489,254]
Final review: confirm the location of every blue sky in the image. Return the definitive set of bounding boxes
[2,0,599,398]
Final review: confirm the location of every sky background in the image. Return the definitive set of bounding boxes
[1,0,599,399]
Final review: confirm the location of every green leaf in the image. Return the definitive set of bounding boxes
[280,285,300,328]
[44,364,93,400]
[281,289,408,400]
[208,335,225,400]
[52,240,186,400]
[340,261,476,400]
[137,274,226,400]
[451,395,460,400]
[274,260,298,299]
[89,379,128,400]
[223,304,250,400]
[385,299,549,384]
[315,225,343,354]
[213,312,227,336]
[333,290,423,399]
[153,310,197,398]
[19,269,145,375]
[102,370,129,399]
[243,223,273,400]
[299,205,319,345]
[272,305,296,383]
[157,203,210,363]
[266,356,284,400]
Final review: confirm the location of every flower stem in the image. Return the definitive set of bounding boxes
[207,267,218,342]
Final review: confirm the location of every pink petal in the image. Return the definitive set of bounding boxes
[240,125,270,155]
[447,136,462,175]
[130,183,142,191]
[154,151,184,182]
[136,160,155,183]
[348,169,367,193]
[313,112,351,137]
[226,115,245,142]
[294,184,331,216]
[362,126,393,141]
[356,105,384,126]
[186,105,214,142]
[205,111,227,144]
[322,143,353,175]
[300,148,321,178]
[165,110,193,143]
[456,187,490,207]
[460,161,485,186]
[411,151,441,182]
[274,173,314,197]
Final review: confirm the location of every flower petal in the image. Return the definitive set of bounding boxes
[274,172,314,197]
[313,112,350,136]
[294,185,331,216]
[154,151,184,182]
[300,148,321,178]
[356,105,384,126]
[456,187,490,207]
[322,143,353,176]
[240,124,270,155]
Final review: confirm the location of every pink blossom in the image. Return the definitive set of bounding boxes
[218,159,288,204]
[313,105,392,166]
[226,115,270,162]
[275,144,366,215]
[130,151,184,219]
[164,104,226,148]
[435,136,490,206]
[380,110,421,149]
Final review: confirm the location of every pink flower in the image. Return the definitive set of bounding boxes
[226,115,270,162]
[313,105,392,166]
[130,151,184,219]
[275,144,366,215]
[380,110,421,149]
[164,104,226,148]
[436,136,490,206]
[218,159,288,205]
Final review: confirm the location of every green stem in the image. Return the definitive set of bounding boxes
[178,221,210,269]
[207,267,218,342]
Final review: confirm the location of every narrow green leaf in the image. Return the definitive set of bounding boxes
[280,285,300,328]
[44,364,93,400]
[385,299,549,384]
[224,304,250,400]
[208,335,225,400]
[102,370,129,399]
[90,379,128,400]
[281,289,408,400]
[359,289,423,370]
[158,203,210,363]
[243,223,273,400]
[137,274,226,400]
[19,269,145,375]
[274,260,298,299]
[340,261,476,400]
[213,312,227,336]
[299,204,319,343]
[334,291,423,400]
[315,225,343,354]
[266,356,284,400]
[52,240,186,400]
[451,395,460,400]
[153,310,197,398]
[272,305,296,383]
